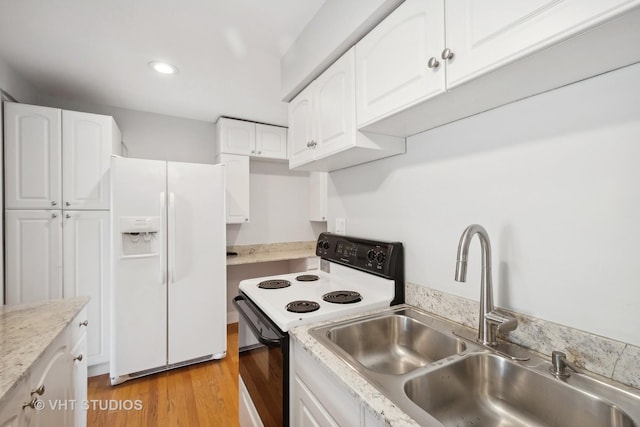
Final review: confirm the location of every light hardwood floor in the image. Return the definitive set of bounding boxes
[88,323,239,427]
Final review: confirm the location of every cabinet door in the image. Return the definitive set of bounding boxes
[0,377,29,427]
[63,211,110,366]
[216,154,250,223]
[62,111,115,210]
[314,48,356,159]
[309,172,327,222]
[71,332,88,427]
[288,85,316,168]
[445,0,640,88]
[4,102,62,209]
[30,345,73,427]
[217,117,255,156]
[293,376,340,427]
[255,124,288,160]
[355,0,445,127]
[5,210,63,305]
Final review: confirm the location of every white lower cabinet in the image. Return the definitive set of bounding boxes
[0,309,88,427]
[291,338,362,427]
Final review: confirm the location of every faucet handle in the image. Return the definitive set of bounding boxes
[485,310,518,334]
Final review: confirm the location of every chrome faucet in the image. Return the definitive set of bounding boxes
[455,224,517,347]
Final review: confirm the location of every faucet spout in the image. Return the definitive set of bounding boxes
[454,224,516,347]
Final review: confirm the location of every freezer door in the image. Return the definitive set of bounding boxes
[110,156,168,378]
[167,162,227,364]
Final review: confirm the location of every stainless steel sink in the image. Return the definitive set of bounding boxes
[405,353,636,427]
[308,305,640,427]
[325,313,466,375]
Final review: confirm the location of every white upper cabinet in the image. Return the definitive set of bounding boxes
[216,117,287,160]
[356,0,445,127]
[4,102,121,210]
[289,48,405,172]
[445,0,640,88]
[62,110,121,210]
[216,153,250,224]
[355,0,640,136]
[4,103,62,209]
[309,172,328,222]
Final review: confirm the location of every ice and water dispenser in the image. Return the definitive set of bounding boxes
[119,217,161,257]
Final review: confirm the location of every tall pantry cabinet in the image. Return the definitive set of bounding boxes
[3,102,121,370]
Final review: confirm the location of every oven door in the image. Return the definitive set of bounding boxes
[233,294,289,427]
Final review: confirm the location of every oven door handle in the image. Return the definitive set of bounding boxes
[233,295,284,347]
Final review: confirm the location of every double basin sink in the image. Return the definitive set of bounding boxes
[309,306,640,427]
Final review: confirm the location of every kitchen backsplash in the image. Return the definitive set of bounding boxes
[406,282,640,390]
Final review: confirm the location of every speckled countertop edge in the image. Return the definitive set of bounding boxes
[226,241,316,266]
[0,297,90,406]
[290,305,439,427]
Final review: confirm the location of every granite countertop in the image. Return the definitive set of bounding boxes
[290,305,428,427]
[226,241,317,266]
[0,297,90,406]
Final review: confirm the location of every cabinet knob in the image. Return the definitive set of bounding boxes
[79,320,89,327]
[306,141,311,148]
[31,385,45,396]
[251,150,255,154]
[22,397,40,410]
[66,214,71,219]
[51,213,58,219]
[309,140,317,148]
[244,218,249,222]
[257,151,262,155]
[427,57,440,69]
[51,201,57,206]
[441,48,454,61]
[74,354,84,362]
[65,201,71,207]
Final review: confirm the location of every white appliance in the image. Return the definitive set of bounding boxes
[110,156,227,385]
[235,233,404,427]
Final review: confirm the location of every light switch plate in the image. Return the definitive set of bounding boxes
[335,218,346,235]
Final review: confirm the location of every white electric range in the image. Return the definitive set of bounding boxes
[233,232,404,427]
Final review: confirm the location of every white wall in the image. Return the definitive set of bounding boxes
[328,63,640,347]
[0,56,39,103]
[227,161,326,245]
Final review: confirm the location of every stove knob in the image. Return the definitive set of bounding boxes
[375,251,386,264]
[366,249,376,262]
[322,241,330,250]
[317,240,324,250]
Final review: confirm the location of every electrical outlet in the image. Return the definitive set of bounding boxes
[335,218,346,235]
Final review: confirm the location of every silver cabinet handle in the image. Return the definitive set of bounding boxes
[74,354,83,362]
[51,213,58,219]
[441,48,454,61]
[66,214,71,219]
[251,150,255,154]
[51,201,57,206]
[65,202,71,206]
[427,57,440,69]
[79,320,89,327]
[31,385,45,396]
[22,397,39,410]
[257,151,262,155]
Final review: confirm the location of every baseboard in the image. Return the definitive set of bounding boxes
[227,310,239,324]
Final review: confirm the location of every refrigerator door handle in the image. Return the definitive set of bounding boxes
[160,191,167,285]
[168,192,176,284]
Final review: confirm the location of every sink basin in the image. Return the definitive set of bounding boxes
[404,353,636,427]
[324,313,465,375]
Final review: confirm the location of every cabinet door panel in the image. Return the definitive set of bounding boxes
[72,332,88,427]
[63,211,110,365]
[255,124,288,159]
[356,0,445,127]
[445,0,640,87]
[217,154,250,223]
[30,345,73,427]
[217,118,255,156]
[314,49,356,158]
[62,111,114,210]
[294,377,340,427]
[4,103,62,209]
[288,86,316,168]
[5,211,63,305]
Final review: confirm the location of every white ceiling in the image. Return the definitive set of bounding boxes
[0,0,325,126]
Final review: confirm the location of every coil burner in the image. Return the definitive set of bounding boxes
[258,279,291,289]
[295,274,320,282]
[322,290,362,304]
[286,300,320,313]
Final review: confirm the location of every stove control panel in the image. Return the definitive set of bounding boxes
[316,232,403,279]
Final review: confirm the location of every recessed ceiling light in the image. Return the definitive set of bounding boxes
[149,61,178,75]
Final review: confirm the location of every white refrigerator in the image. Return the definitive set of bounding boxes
[110,156,227,385]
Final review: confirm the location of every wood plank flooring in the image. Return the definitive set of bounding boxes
[88,323,239,427]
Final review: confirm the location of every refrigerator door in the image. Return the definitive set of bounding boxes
[167,162,227,364]
[110,156,168,379]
